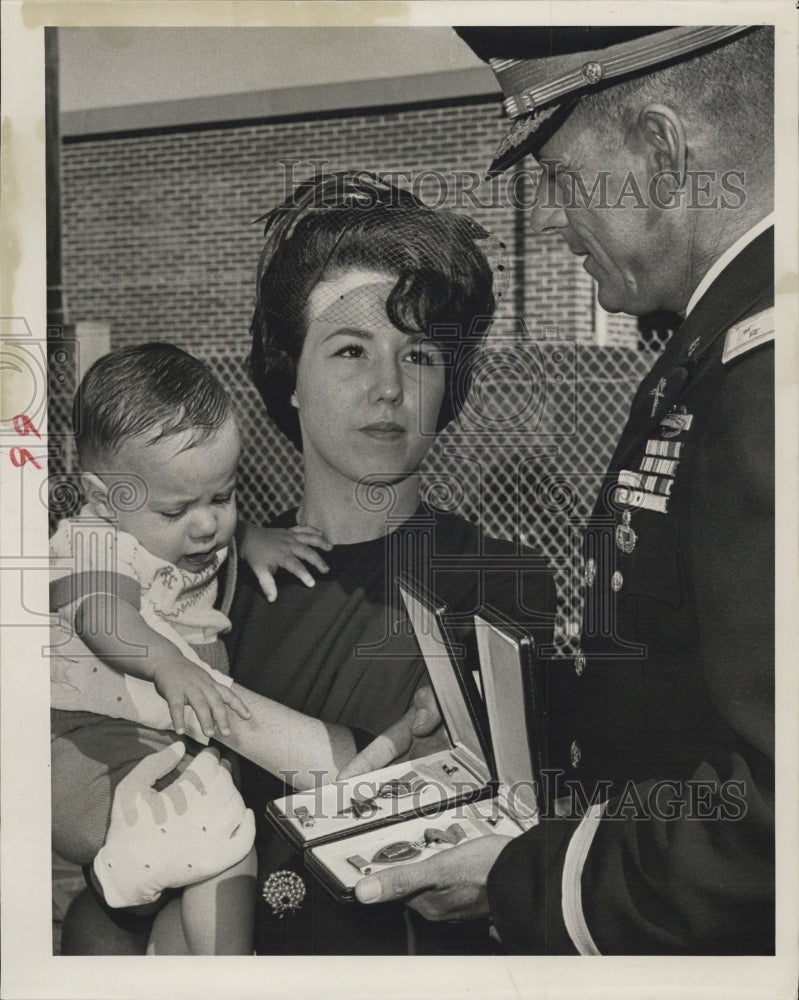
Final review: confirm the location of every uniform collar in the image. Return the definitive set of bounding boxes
[684,212,775,319]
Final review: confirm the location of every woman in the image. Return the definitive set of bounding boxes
[55,173,556,955]
[228,172,557,954]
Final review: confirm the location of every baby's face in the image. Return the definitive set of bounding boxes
[105,414,241,571]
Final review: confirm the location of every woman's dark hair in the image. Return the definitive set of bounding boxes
[249,172,497,450]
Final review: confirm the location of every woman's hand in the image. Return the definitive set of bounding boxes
[94,743,256,908]
[239,522,332,601]
[336,684,445,779]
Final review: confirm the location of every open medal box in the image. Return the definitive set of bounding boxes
[265,576,544,901]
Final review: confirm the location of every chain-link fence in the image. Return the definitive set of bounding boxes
[47,332,80,528]
[47,334,665,643]
[44,335,663,644]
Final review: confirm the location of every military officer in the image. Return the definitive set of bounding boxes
[354,25,776,954]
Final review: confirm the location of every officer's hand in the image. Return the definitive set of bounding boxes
[93,742,255,908]
[354,835,512,921]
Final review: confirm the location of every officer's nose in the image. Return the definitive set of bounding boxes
[529,201,569,236]
[529,172,569,237]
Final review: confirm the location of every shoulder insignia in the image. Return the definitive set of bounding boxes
[722,307,774,365]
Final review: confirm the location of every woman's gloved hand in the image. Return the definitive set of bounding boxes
[93,742,255,908]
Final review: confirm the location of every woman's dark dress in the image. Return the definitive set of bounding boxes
[225,504,557,954]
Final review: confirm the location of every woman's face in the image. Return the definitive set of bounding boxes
[292,269,446,489]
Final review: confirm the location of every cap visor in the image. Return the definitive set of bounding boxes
[487,98,579,176]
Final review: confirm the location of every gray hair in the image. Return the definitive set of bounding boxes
[573,27,773,168]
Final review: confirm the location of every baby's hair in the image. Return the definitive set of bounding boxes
[73,342,232,467]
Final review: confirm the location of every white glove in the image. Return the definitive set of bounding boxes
[93,742,255,908]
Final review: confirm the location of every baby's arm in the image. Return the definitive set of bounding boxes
[74,593,250,738]
[60,599,411,789]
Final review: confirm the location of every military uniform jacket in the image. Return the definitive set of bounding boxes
[487,227,775,954]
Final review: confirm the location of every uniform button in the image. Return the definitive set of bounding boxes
[611,570,624,592]
[574,651,586,676]
[584,558,596,587]
[569,740,581,768]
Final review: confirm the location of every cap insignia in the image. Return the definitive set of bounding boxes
[580,61,604,85]
[497,104,559,159]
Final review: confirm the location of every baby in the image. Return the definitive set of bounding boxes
[50,342,332,954]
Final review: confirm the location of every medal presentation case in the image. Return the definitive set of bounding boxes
[266,578,541,901]
[473,605,546,823]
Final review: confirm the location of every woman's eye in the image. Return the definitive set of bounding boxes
[333,343,365,359]
[405,345,440,366]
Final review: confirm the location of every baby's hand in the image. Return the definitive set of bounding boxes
[153,658,251,738]
[239,522,332,602]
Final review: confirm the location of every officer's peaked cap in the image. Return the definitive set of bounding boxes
[455,25,753,175]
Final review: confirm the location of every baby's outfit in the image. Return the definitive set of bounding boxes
[49,506,242,912]
[50,505,236,746]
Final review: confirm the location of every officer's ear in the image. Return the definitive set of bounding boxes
[635,103,687,203]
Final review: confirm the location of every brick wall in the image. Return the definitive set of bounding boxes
[61,98,638,356]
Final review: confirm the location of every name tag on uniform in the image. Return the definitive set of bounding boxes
[660,409,693,437]
[722,307,774,365]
